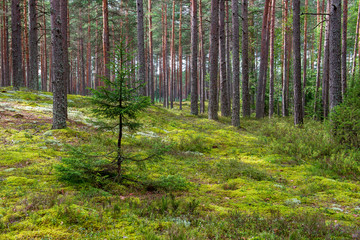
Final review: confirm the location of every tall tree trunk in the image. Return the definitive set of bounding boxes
[29,0,38,90]
[60,0,68,118]
[199,0,206,113]
[170,0,175,108]
[282,0,290,117]
[208,0,219,119]
[342,0,347,97]
[351,0,360,80]
[231,0,240,126]
[255,0,271,118]
[2,0,10,87]
[191,0,199,115]
[329,0,342,111]
[102,0,110,80]
[242,0,250,118]
[314,0,325,118]
[148,0,154,103]
[225,1,232,105]
[178,1,183,110]
[219,0,230,117]
[322,1,330,119]
[302,0,308,116]
[162,4,168,108]
[12,0,23,90]
[51,0,66,129]
[23,0,29,87]
[136,0,146,96]
[95,18,99,89]
[269,0,276,118]
[293,0,303,125]
[86,12,91,94]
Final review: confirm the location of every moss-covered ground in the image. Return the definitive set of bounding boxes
[0,88,359,239]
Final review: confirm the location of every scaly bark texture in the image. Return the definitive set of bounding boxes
[329,0,342,111]
[342,0,347,97]
[29,0,38,90]
[292,0,303,125]
[219,0,230,117]
[255,0,271,118]
[51,0,67,129]
[190,0,199,115]
[268,0,276,118]
[60,0,68,118]
[208,0,219,119]
[136,0,146,96]
[12,0,24,90]
[231,0,240,126]
[302,0,308,116]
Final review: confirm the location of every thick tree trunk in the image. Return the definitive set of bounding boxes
[231,0,240,126]
[256,0,271,118]
[29,0,38,90]
[293,0,303,125]
[191,0,199,115]
[329,0,342,111]
[12,0,24,90]
[269,0,276,118]
[51,0,66,129]
[208,0,219,119]
[342,0,347,97]
[242,0,250,118]
[219,0,230,117]
[60,0,68,118]
[136,0,146,96]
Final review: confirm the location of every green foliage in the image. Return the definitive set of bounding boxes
[144,175,193,192]
[330,83,360,148]
[90,41,150,132]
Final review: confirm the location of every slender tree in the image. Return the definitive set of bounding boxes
[329,0,342,111]
[28,0,38,90]
[50,0,66,129]
[102,0,110,81]
[302,0,308,116]
[12,0,24,90]
[231,0,240,126]
[342,0,347,97]
[148,0,154,103]
[322,0,330,118]
[293,0,303,125]
[269,0,276,118]
[136,0,146,96]
[190,0,199,115]
[178,1,183,110]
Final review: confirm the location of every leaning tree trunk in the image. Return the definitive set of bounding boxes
[50,0,66,129]
[136,0,146,96]
[11,0,24,90]
[29,0,38,90]
[329,0,342,111]
[293,0,303,125]
[190,0,199,115]
[208,0,219,120]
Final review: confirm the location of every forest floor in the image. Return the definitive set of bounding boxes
[0,88,359,239]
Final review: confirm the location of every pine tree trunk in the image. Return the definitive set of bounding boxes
[136,0,146,96]
[12,0,24,90]
[102,0,110,80]
[60,0,68,118]
[269,0,276,118]
[322,1,330,119]
[148,0,154,103]
[225,1,232,105]
[208,0,219,119]
[2,0,10,87]
[178,1,183,110]
[342,0,347,97]
[23,0,30,88]
[191,0,199,115]
[293,0,303,125]
[282,0,290,117]
[51,0,66,129]
[351,0,360,80]
[302,0,308,116]
[29,0,38,90]
[231,0,240,126]
[170,0,175,109]
[329,0,342,111]
[199,0,206,113]
[219,0,230,117]
[256,0,271,118]
[86,12,91,93]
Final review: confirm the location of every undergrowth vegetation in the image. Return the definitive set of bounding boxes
[0,89,359,239]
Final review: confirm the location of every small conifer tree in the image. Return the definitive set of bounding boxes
[91,40,150,176]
